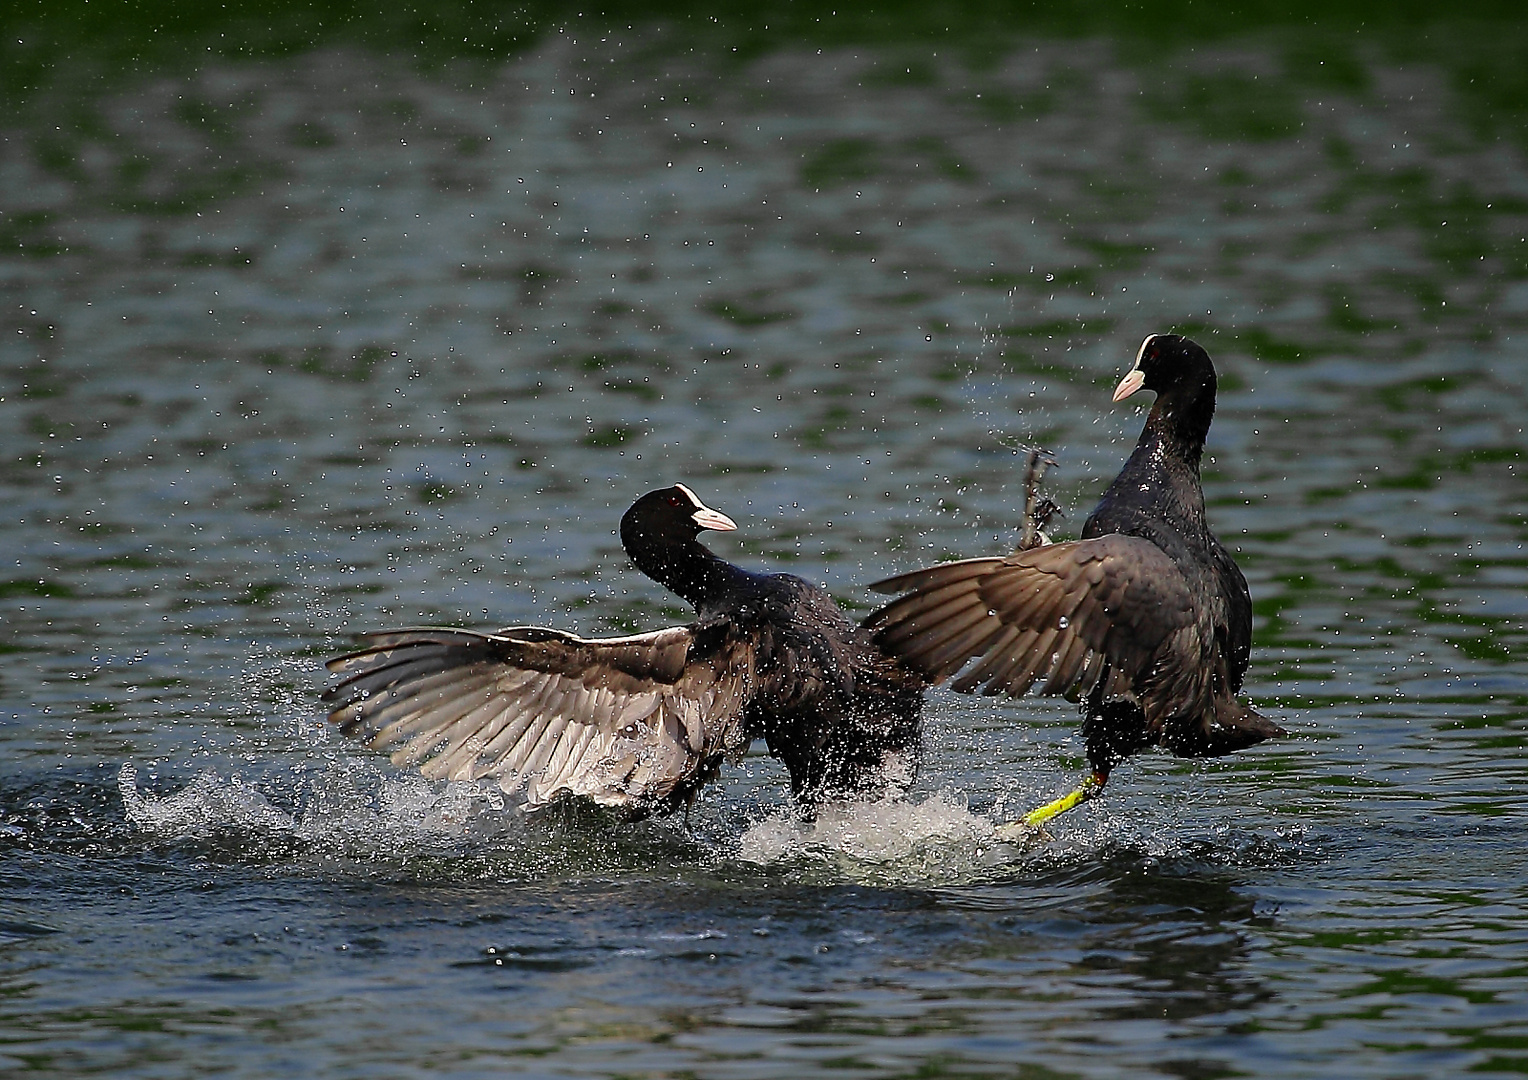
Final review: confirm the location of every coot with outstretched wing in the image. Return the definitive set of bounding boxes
[325,484,923,817]
[865,335,1283,822]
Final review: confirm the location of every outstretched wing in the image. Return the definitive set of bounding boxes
[863,534,1205,710]
[323,624,754,815]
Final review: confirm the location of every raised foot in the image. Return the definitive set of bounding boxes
[1017,447,1061,551]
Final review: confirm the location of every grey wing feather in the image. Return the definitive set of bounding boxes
[864,534,1200,704]
[323,625,753,813]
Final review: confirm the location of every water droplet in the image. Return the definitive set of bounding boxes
[1058,616,1069,629]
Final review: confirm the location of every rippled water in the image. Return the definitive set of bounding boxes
[4,11,1528,1078]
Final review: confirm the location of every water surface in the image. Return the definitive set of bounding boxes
[4,10,1528,1078]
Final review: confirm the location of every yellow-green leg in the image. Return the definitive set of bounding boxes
[996,770,1107,841]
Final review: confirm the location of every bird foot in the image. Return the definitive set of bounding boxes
[1017,447,1062,551]
[998,770,1108,838]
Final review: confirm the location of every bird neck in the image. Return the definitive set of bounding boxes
[625,533,744,610]
[1137,377,1215,467]
[1087,377,1215,541]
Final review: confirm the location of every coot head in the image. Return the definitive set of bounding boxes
[1112,333,1219,450]
[1112,333,1216,403]
[619,484,737,549]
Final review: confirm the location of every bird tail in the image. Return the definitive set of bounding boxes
[1162,696,1285,759]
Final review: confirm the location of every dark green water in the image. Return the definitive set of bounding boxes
[4,7,1528,1077]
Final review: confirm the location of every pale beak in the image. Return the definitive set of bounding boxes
[1112,368,1147,402]
[691,505,737,532]
[674,482,738,531]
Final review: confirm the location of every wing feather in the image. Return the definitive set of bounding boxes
[323,624,754,815]
[868,534,1199,708]
[921,615,1011,683]
[866,557,1008,596]
[973,627,1042,696]
[410,690,514,779]
[947,623,1022,693]
[369,674,503,749]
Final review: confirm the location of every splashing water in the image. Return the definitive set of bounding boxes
[117,761,507,846]
[119,762,296,835]
[734,789,1052,882]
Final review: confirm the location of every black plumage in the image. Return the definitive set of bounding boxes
[865,334,1284,785]
[325,484,923,817]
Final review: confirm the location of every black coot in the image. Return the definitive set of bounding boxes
[325,484,923,817]
[865,335,1283,816]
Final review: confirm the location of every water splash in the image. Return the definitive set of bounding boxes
[119,762,295,835]
[734,789,1046,882]
[112,758,710,881]
[114,757,1310,888]
[117,760,505,846]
